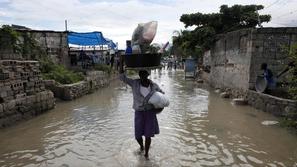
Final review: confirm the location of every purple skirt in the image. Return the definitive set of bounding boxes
[134,110,159,138]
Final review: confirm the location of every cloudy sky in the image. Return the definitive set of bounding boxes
[0,0,297,49]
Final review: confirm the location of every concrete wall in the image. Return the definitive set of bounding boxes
[208,29,253,93]
[248,27,297,89]
[27,30,70,67]
[205,27,297,94]
[203,50,211,66]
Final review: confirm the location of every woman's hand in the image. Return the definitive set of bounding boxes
[155,108,164,114]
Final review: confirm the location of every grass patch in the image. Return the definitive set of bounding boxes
[93,64,112,75]
[40,58,84,84]
[280,118,297,131]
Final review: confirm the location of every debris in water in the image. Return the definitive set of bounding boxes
[261,120,279,126]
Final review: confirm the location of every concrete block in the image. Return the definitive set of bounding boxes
[0,104,3,113]
[0,91,7,98]
[7,100,16,110]
[233,98,248,105]
[26,95,36,104]
[220,92,230,98]
[284,106,297,117]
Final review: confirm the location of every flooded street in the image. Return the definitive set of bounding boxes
[0,70,296,167]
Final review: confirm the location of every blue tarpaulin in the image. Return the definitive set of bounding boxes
[105,38,117,49]
[68,31,117,49]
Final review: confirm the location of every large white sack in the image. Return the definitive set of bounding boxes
[142,21,158,43]
[148,91,170,109]
[132,21,158,46]
[131,23,144,46]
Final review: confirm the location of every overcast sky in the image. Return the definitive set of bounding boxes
[0,0,297,49]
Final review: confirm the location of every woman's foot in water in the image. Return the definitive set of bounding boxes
[144,153,149,160]
[137,146,144,155]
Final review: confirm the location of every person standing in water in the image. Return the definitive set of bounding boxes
[261,63,276,92]
[119,59,164,159]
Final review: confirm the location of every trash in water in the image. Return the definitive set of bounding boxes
[261,120,279,126]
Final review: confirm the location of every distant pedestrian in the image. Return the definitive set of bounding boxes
[70,54,77,66]
[261,63,276,91]
[79,50,88,69]
[167,61,172,70]
[91,51,97,65]
[174,60,177,70]
[105,54,110,65]
[125,40,132,54]
[116,55,120,71]
[110,54,115,69]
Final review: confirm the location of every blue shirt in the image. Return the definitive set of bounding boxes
[125,46,132,54]
[264,69,276,88]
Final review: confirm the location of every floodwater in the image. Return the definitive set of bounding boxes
[0,70,296,167]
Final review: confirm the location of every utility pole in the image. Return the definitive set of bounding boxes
[65,20,68,31]
[256,7,263,28]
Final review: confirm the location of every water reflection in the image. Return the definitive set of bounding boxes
[0,70,296,167]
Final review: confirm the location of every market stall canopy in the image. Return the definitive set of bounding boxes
[105,38,117,49]
[68,31,117,49]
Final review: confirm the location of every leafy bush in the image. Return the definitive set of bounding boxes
[0,25,45,59]
[287,44,297,100]
[280,118,297,129]
[40,58,84,84]
[0,25,21,53]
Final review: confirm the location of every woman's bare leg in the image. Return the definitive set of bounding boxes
[144,137,151,159]
[136,137,144,152]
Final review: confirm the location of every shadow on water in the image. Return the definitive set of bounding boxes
[0,69,296,167]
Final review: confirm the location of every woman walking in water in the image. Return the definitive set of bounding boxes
[119,61,164,159]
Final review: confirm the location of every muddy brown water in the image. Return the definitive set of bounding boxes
[0,70,296,167]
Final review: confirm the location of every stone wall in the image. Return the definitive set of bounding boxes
[45,71,109,100]
[247,90,297,119]
[0,30,70,67]
[0,60,55,128]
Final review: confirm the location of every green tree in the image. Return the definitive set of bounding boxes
[0,25,45,59]
[148,43,161,53]
[287,44,297,100]
[173,30,203,59]
[0,25,21,53]
[173,4,271,58]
